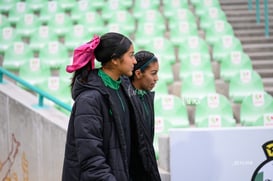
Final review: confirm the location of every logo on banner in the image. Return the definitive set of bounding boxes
[251,141,273,181]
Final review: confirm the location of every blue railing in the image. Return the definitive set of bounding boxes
[248,0,270,37]
[0,66,72,112]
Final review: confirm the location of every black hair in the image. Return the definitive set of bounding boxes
[70,32,132,90]
[130,50,158,81]
[94,32,132,65]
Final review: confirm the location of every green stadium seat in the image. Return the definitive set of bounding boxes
[181,71,216,105]
[59,0,77,11]
[18,57,51,88]
[178,36,210,61]
[38,1,63,24]
[212,35,243,63]
[101,1,129,22]
[132,0,160,20]
[204,20,234,48]
[64,24,90,51]
[153,80,169,96]
[0,14,10,28]
[16,13,41,38]
[0,0,18,14]
[169,21,199,47]
[154,94,190,158]
[25,0,44,12]
[48,12,73,37]
[89,1,105,11]
[195,93,236,127]
[70,0,95,22]
[76,11,105,36]
[220,51,253,82]
[0,26,21,53]
[106,10,136,36]
[7,2,30,25]
[179,52,213,81]
[59,61,72,85]
[29,25,59,53]
[240,91,273,126]
[229,70,264,103]
[134,21,166,47]
[193,0,221,17]
[39,41,69,69]
[162,0,189,19]
[199,7,227,31]
[168,8,196,29]
[2,42,32,71]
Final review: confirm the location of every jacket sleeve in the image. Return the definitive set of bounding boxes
[73,91,116,181]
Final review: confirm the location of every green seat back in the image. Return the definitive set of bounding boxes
[240,92,273,126]
[195,93,236,127]
[229,70,264,103]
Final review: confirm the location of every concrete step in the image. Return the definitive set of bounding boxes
[227,15,272,24]
[243,43,273,52]
[256,69,273,78]
[252,60,273,69]
[230,22,273,30]
[263,78,273,87]
[247,52,273,60]
[266,87,273,97]
[223,9,273,17]
[238,36,273,44]
[234,29,273,37]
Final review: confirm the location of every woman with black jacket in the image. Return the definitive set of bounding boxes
[128,50,161,181]
[62,32,162,181]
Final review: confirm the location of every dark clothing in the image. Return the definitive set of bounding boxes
[125,79,162,181]
[62,69,161,181]
[62,69,132,181]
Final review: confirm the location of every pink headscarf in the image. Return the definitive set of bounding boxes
[66,35,100,73]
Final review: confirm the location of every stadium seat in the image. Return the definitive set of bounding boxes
[101,1,129,22]
[240,91,273,126]
[212,35,243,63]
[29,25,59,53]
[179,52,213,81]
[76,11,105,36]
[134,21,166,47]
[0,0,18,14]
[16,13,41,38]
[154,94,190,158]
[25,0,44,12]
[64,24,90,51]
[106,10,136,36]
[181,71,216,105]
[204,20,234,48]
[168,8,196,29]
[199,7,227,31]
[169,21,199,47]
[153,80,169,96]
[132,0,160,20]
[162,0,189,19]
[195,93,236,127]
[2,42,32,71]
[18,57,51,88]
[7,2,30,25]
[193,0,221,17]
[89,1,105,11]
[69,0,94,22]
[0,26,21,53]
[229,70,264,103]
[39,41,69,69]
[220,51,253,82]
[59,0,77,11]
[38,1,63,24]
[0,14,10,28]
[178,36,210,61]
[48,12,73,37]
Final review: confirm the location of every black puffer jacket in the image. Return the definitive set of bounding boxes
[62,69,161,181]
[62,69,132,181]
[125,79,162,181]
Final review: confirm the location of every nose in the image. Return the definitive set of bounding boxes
[133,56,137,64]
[155,74,159,81]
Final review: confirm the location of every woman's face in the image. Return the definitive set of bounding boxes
[136,61,159,91]
[117,44,137,77]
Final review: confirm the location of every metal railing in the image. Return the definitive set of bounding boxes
[0,66,72,112]
[248,0,270,37]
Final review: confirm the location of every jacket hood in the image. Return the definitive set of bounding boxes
[72,69,107,100]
